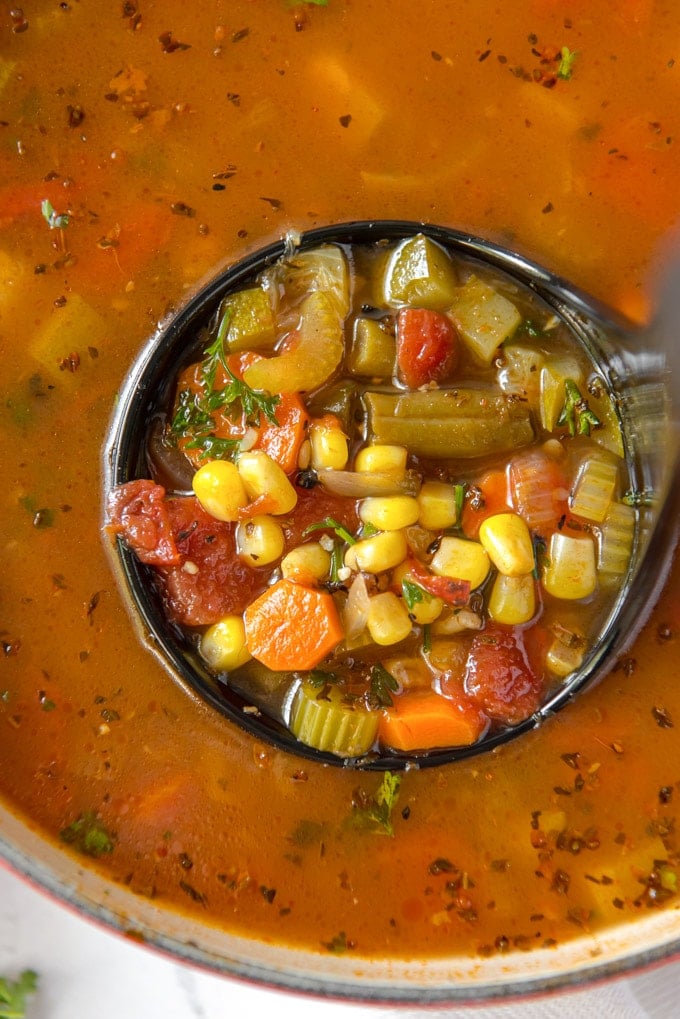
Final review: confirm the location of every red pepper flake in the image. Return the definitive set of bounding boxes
[339,114,352,128]
[159,31,191,53]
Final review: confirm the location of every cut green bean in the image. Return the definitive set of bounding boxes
[348,317,396,378]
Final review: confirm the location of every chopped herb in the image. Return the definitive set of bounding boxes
[557,46,578,80]
[323,930,352,953]
[60,811,115,857]
[41,198,69,230]
[353,770,401,836]
[623,487,655,507]
[303,516,356,545]
[369,662,398,708]
[0,970,38,1019]
[329,542,344,584]
[307,669,338,688]
[557,379,601,436]
[453,482,467,524]
[401,578,429,612]
[422,623,432,653]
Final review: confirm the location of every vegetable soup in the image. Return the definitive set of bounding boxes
[2,0,680,967]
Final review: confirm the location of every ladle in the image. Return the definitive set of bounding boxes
[102,221,680,770]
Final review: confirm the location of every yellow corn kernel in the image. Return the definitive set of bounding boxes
[546,630,585,677]
[344,529,408,574]
[487,573,536,625]
[192,459,248,522]
[237,449,297,514]
[309,420,349,470]
[235,514,285,567]
[542,532,597,600]
[359,495,420,531]
[367,591,412,646]
[354,444,407,478]
[417,480,459,530]
[430,535,490,589]
[281,542,331,584]
[478,512,535,577]
[200,615,251,672]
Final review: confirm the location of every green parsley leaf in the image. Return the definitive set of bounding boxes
[353,770,402,837]
[557,46,578,80]
[60,811,116,858]
[369,662,399,708]
[0,970,38,1019]
[401,578,428,612]
[303,516,357,545]
[40,198,69,230]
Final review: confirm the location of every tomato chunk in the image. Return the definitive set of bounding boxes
[464,625,544,725]
[396,307,459,389]
[106,480,180,567]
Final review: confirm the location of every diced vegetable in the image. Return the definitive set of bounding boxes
[542,532,597,600]
[395,307,459,389]
[309,415,349,470]
[364,388,534,458]
[244,579,344,670]
[497,343,545,406]
[256,392,310,474]
[349,317,395,378]
[290,678,379,757]
[539,357,583,431]
[450,276,521,363]
[367,591,413,645]
[344,529,408,574]
[379,689,487,752]
[218,286,276,351]
[380,233,459,310]
[417,480,460,531]
[570,456,618,523]
[317,467,418,498]
[281,542,332,584]
[359,495,420,531]
[200,615,252,671]
[354,443,407,477]
[478,513,535,577]
[237,449,298,517]
[282,243,350,319]
[464,626,543,725]
[598,501,636,578]
[461,469,511,539]
[243,291,344,394]
[545,626,585,676]
[30,294,107,384]
[509,449,568,534]
[487,573,536,625]
[106,479,180,567]
[235,514,285,567]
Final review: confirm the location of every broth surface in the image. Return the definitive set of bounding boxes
[2,0,680,961]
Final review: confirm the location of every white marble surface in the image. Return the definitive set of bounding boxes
[1,862,680,1018]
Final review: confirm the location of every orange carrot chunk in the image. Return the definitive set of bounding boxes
[243,578,344,671]
[378,689,487,752]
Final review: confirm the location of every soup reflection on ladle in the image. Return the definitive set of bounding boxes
[102,222,678,770]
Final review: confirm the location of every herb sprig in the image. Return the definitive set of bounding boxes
[352,771,402,837]
[557,379,601,437]
[0,970,38,1019]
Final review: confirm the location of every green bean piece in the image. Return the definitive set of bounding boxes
[305,379,359,431]
[219,286,276,352]
[348,317,396,379]
[290,679,380,757]
[364,388,534,458]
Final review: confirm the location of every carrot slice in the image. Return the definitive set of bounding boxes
[257,391,310,474]
[378,688,487,752]
[243,578,344,671]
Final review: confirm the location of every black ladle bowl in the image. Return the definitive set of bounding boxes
[102,220,679,770]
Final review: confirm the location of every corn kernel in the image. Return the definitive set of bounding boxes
[430,535,490,589]
[344,529,408,574]
[309,420,349,470]
[487,573,536,625]
[235,514,285,567]
[478,512,535,577]
[417,480,459,530]
[237,449,297,514]
[542,532,597,600]
[192,459,248,522]
[354,444,407,478]
[200,615,251,671]
[367,591,412,646]
[280,542,331,584]
[359,495,420,531]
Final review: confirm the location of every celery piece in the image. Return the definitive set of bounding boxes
[243,291,343,393]
[364,388,534,459]
[450,276,521,363]
[497,343,545,407]
[30,294,107,385]
[348,317,395,379]
[586,384,625,459]
[284,244,350,318]
[290,679,379,757]
[379,234,459,310]
[539,357,583,432]
[219,286,276,352]
[570,456,618,523]
[597,500,636,579]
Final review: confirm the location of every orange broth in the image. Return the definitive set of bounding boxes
[1,0,680,961]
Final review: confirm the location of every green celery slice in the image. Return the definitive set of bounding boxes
[290,680,379,757]
[380,234,459,310]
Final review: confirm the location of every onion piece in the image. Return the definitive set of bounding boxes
[317,468,420,498]
[343,572,370,641]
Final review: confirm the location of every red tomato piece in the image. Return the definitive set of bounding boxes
[396,308,459,389]
[406,557,471,606]
[161,497,264,627]
[460,469,511,540]
[106,480,180,567]
[281,484,360,548]
[464,625,544,726]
